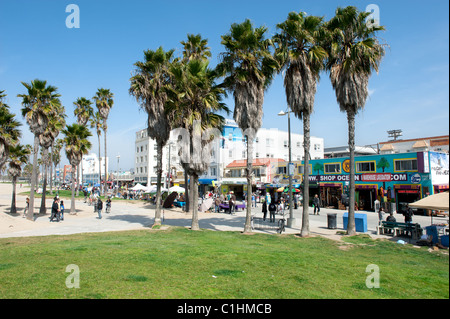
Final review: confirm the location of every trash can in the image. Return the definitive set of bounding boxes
[343,213,368,233]
[327,213,337,229]
[425,226,439,245]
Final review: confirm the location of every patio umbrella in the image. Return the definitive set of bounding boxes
[409,192,449,211]
[284,188,301,193]
[409,192,449,224]
[276,187,285,192]
[169,186,185,193]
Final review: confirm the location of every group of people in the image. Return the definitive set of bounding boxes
[378,203,414,223]
[214,192,237,214]
[50,196,65,222]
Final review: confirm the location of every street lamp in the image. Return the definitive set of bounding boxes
[278,109,296,228]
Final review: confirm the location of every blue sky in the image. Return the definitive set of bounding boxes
[0,0,448,171]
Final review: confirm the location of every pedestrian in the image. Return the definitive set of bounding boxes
[23,197,29,218]
[403,204,413,223]
[214,196,221,213]
[262,199,267,221]
[50,197,60,222]
[97,198,103,219]
[268,201,277,223]
[376,206,385,225]
[251,193,256,207]
[60,200,65,221]
[313,194,320,215]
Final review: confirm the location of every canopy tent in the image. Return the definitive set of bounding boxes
[409,192,449,211]
[144,185,168,194]
[130,183,147,191]
[169,186,185,193]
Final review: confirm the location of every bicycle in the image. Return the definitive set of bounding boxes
[277,210,287,234]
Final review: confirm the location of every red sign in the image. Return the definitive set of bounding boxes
[361,173,391,182]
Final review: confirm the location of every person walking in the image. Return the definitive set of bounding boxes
[313,194,320,215]
[23,197,29,218]
[97,198,103,219]
[403,204,413,223]
[261,199,267,221]
[268,201,276,223]
[60,200,65,221]
[50,197,60,222]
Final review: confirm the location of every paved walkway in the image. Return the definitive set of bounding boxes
[0,183,444,241]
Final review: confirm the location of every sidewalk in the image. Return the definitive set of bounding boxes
[0,183,443,241]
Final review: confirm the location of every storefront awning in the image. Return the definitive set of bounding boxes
[199,178,216,185]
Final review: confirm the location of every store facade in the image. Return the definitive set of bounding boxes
[303,151,448,212]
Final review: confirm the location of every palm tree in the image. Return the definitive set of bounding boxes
[179,34,214,214]
[93,88,114,195]
[51,138,64,191]
[325,6,385,235]
[181,34,212,61]
[38,105,66,214]
[18,79,61,220]
[274,11,328,237]
[8,144,31,214]
[74,97,94,191]
[167,54,229,230]
[62,124,92,214]
[218,19,278,233]
[0,90,22,171]
[129,46,175,226]
[89,111,103,189]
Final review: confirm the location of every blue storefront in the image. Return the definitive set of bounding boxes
[303,151,448,212]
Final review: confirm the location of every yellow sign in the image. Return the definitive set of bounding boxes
[343,159,351,173]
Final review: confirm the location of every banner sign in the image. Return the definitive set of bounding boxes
[308,173,407,183]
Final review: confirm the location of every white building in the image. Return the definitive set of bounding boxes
[379,135,449,154]
[81,153,109,184]
[134,119,325,188]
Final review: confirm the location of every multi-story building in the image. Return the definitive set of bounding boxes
[379,135,449,154]
[81,153,108,184]
[134,119,325,199]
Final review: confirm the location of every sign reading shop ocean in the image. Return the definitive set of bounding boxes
[309,173,408,182]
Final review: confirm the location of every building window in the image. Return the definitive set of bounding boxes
[324,163,341,174]
[136,147,139,153]
[255,152,259,158]
[231,169,241,177]
[210,167,216,176]
[297,142,301,148]
[394,159,417,171]
[298,165,312,175]
[356,161,376,173]
[314,144,321,150]
[229,150,233,158]
[284,141,288,148]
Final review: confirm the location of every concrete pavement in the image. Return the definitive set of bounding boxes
[1,184,445,241]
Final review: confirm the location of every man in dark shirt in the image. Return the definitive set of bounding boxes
[50,197,60,222]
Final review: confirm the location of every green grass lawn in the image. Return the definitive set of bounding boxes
[0,228,448,299]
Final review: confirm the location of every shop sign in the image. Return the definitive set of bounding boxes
[308,173,407,183]
[410,173,421,184]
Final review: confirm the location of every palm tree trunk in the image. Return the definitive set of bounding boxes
[70,164,76,214]
[27,134,39,220]
[40,148,49,214]
[243,133,254,233]
[76,164,80,197]
[154,141,163,226]
[191,173,200,230]
[97,133,101,192]
[347,110,356,235]
[104,128,108,196]
[184,166,189,212]
[49,143,53,195]
[301,114,311,237]
[10,176,17,214]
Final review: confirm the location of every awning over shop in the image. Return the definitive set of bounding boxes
[319,182,342,188]
[199,178,216,185]
[355,184,377,190]
[220,178,247,185]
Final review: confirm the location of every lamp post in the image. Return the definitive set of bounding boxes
[278,109,296,227]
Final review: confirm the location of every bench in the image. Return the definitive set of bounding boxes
[377,221,423,240]
[251,216,286,234]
